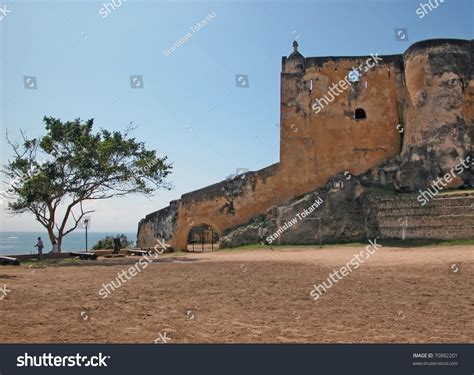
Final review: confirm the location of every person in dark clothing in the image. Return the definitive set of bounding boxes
[113,237,121,254]
[34,237,44,260]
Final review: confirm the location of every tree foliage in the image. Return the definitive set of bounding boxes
[92,234,133,250]
[3,117,172,251]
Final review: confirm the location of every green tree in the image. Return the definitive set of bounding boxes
[3,117,172,252]
[92,234,133,250]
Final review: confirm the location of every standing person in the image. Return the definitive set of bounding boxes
[34,237,44,260]
[113,237,121,254]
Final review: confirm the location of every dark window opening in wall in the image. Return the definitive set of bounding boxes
[355,108,367,120]
[332,181,344,190]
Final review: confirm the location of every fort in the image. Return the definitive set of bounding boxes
[137,38,473,250]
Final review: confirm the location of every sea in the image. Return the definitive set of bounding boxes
[0,231,136,255]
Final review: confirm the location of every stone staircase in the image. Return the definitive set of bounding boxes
[375,191,474,240]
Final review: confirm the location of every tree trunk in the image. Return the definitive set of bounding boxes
[46,227,59,253]
[57,235,63,253]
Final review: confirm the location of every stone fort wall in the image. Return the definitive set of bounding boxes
[137,39,472,250]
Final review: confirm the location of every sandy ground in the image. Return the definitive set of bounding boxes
[0,244,473,343]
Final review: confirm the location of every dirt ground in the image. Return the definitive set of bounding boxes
[0,244,473,343]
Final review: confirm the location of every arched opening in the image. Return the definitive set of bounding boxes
[354,108,367,120]
[187,224,219,252]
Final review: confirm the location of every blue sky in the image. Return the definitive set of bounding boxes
[0,0,472,234]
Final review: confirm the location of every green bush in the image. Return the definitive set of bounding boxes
[92,234,134,250]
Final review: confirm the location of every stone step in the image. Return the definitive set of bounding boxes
[377,205,473,216]
[376,196,474,210]
[376,192,474,203]
[380,226,474,240]
[378,214,474,228]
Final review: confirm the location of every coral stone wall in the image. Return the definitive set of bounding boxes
[137,39,473,250]
[172,164,284,249]
[136,200,179,248]
[280,54,402,188]
[396,39,472,190]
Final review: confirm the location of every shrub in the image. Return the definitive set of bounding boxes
[92,234,134,250]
